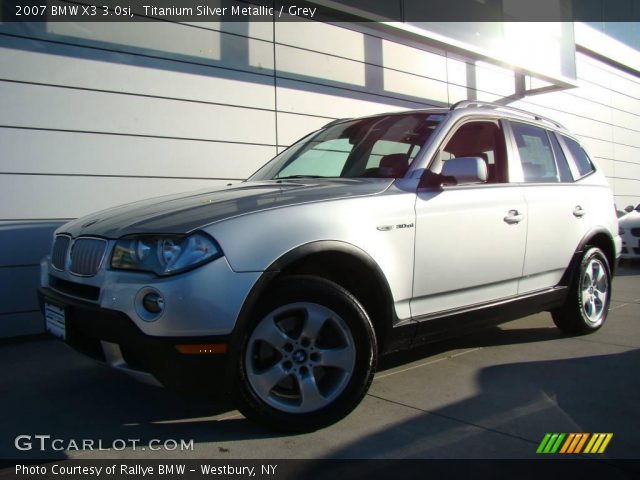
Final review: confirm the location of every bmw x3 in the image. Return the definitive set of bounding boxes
[39,101,622,431]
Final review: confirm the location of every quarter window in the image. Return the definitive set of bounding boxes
[511,122,559,183]
[561,135,596,178]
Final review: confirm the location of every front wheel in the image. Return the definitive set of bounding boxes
[552,247,612,335]
[234,276,377,432]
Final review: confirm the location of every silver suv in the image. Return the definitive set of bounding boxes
[39,101,621,431]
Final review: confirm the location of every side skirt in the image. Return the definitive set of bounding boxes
[384,287,568,353]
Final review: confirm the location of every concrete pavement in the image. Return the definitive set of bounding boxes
[1,263,639,460]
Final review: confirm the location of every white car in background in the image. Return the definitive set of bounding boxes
[619,205,640,260]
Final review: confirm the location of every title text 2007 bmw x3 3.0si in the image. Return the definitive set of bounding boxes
[40,101,621,432]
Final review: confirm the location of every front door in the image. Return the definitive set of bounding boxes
[411,119,527,318]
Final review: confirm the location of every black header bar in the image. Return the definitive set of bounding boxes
[2,0,640,23]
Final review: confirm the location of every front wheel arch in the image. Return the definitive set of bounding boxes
[229,241,396,364]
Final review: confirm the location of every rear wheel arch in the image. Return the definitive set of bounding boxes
[560,228,617,287]
[552,246,612,334]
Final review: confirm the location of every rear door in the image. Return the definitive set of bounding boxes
[506,121,592,293]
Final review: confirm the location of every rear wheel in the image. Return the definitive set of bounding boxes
[552,247,611,334]
[234,276,377,432]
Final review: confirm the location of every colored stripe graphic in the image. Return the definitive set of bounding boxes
[559,433,575,453]
[537,433,552,453]
[567,433,582,453]
[574,434,589,453]
[584,433,614,454]
[550,433,565,453]
[598,434,613,453]
[538,433,613,454]
[537,433,565,453]
[544,434,559,453]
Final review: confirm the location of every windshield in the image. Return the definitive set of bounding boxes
[249,113,444,181]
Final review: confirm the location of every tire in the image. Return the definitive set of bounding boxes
[552,247,612,335]
[233,275,377,432]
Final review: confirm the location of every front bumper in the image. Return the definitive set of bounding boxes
[41,254,261,338]
[39,287,232,394]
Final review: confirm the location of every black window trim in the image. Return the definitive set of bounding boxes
[545,129,575,184]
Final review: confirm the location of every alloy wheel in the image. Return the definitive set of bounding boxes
[245,302,356,414]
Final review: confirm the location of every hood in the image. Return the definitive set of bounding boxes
[59,178,393,238]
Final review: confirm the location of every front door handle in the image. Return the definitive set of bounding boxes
[573,205,586,218]
[504,209,524,224]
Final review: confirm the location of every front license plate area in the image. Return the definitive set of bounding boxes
[44,302,66,340]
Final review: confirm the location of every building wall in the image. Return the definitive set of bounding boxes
[0,19,638,337]
[518,52,640,209]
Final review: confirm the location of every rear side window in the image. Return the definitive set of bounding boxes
[511,122,558,183]
[561,135,596,178]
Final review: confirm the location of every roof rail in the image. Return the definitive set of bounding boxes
[449,100,566,130]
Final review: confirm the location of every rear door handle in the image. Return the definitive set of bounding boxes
[573,205,586,218]
[504,209,524,224]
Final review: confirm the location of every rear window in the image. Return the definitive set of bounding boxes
[561,135,595,178]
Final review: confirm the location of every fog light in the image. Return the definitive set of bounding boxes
[142,292,164,314]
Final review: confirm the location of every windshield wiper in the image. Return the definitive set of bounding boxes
[275,175,328,179]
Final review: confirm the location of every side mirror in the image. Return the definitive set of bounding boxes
[420,157,488,187]
[441,157,488,184]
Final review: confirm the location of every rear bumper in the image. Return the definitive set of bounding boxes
[38,287,231,395]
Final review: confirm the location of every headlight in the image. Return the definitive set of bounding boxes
[111,232,223,276]
[619,227,626,235]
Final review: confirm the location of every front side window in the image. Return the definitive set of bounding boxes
[561,135,596,178]
[511,122,559,183]
[438,120,508,183]
[250,113,442,180]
